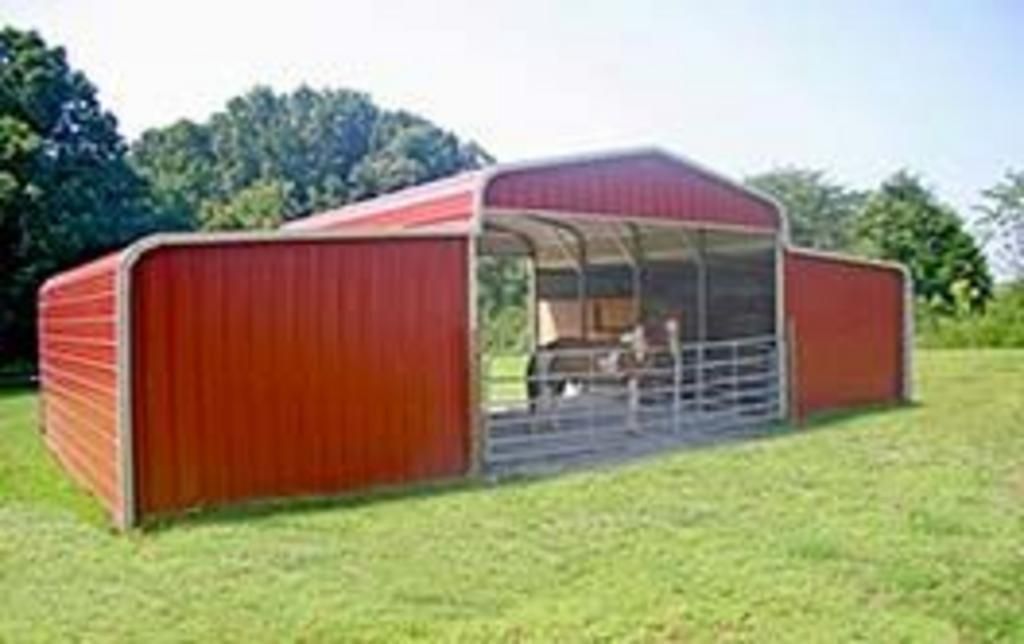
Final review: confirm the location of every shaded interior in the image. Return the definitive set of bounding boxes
[478,213,778,349]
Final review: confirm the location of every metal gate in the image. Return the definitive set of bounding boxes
[483,334,782,472]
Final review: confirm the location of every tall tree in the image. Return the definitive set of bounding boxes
[746,167,864,251]
[349,110,490,199]
[0,27,166,363]
[857,171,993,313]
[127,119,215,228]
[130,86,491,230]
[976,169,1024,282]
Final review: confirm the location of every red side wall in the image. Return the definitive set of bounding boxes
[485,155,779,231]
[785,250,907,420]
[130,237,471,519]
[38,252,124,522]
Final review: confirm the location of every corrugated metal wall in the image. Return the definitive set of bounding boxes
[37,252,124,522]
[130,237,471,518]
[785,250,907,419]
[485,154,779,231]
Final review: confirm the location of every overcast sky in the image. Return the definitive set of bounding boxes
[6,0,1023,219]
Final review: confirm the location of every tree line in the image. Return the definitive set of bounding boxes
[2,26,1023,365]
[746,168,998,313]
[746,167,1024,350]
[0,27,489,365]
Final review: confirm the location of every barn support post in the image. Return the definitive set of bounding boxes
[467,233,484,476]
[667,318,681,429]
[695,230,708,416]
[578,234,588,340]
[115,248,138,529]
[625,222,645,325]
[902,266,914,402]
[775,235,789,422]
[481,222,538,352]
[677,227,707,418]
[527,249,538,351]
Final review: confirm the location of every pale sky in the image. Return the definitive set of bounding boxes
[6,0,1023,220]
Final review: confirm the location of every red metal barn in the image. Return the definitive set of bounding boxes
[38,148,911,527]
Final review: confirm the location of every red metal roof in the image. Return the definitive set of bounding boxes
[283,148,784,234]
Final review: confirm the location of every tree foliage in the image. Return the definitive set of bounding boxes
[917,283,1024,349]
[477,256,530,354]
[198,180,287,231]
[746,167,865,251]
[976,169,1024,282]
[857,171,992,313]
[130,87,491,230]
[0,30,492,364]
[0,27,167,362]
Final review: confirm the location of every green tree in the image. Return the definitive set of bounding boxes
[130,86,490,229]
[128,119,215,228]
[198,180,287,230]
[477,255,530,355]
[857,171,992,313]
[746,167,864,250]
[0,27,166,363]
[976,169,1024,282]
[349,110,490,199]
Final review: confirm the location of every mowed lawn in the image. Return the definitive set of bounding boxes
[1,351,1023,642]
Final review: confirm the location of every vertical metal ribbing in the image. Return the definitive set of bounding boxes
[527,250,538,351]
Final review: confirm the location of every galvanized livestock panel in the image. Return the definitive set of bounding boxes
[483,335,781,472]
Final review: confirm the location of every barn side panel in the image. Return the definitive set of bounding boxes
[38,253,124,522]
[130,237,471,518]
[784,250,908,420]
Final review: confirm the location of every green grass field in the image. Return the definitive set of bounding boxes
[2,351,1023,642]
